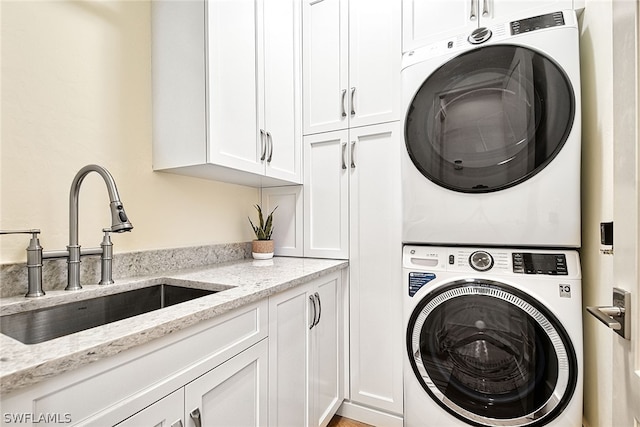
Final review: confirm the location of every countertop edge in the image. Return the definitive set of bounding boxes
[0,258,348,396]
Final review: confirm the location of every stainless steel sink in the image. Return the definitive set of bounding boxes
[0,284,217,345]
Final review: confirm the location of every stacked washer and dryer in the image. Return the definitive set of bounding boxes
[401,10,583,427]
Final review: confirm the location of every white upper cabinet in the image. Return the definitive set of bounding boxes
[303,130,350,259]
[403,0,578,52]
[152,0,302,187]
[261,0,303,183]
[303,0,401,135]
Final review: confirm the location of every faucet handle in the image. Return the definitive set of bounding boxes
[0,229,41,236]
[0,229,45,297]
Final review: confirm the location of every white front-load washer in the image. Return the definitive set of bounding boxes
[403,245,583,427]
[401,10,582,247]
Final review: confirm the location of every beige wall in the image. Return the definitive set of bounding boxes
[0,1,258,264]
[579,1,615,426]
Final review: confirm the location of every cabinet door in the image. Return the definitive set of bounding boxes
[348,123,403,414]
[310,274,344,427]
[348,0,401,128]
[268,283,312,427]
[184,340,268,427]
[263,0,302,183]
[304,131,349,259]
[403,0,474,52]
[262,186,304,257]
[117,389,184,427]
[303,0,349,134]
[207,0,263,175]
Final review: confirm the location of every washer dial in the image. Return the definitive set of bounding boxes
[469,250,494,271]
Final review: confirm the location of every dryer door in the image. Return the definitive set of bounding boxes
[407,280,578,427]
[404,44,575,193]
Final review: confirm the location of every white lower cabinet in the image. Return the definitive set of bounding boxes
[117,389,184,427]
[1,273,349,427]
[184,340,268,427]
[268,271,344,427]
[1,301,268,427]
[117,340,268,427]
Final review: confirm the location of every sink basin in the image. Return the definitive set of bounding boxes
[0,284,217,345]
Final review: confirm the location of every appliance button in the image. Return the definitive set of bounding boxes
[468,27,492,44]
[469,250,494,271]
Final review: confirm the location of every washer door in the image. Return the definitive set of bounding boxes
[404,44,575,193]
[407,280,577,427]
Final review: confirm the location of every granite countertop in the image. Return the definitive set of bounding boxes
[0,257,348,396]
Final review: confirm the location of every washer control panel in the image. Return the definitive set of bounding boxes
[512,253,568,275]
[403,246,580,279]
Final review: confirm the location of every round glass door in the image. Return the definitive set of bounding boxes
[404,45,575,193]
[407,281,577,427]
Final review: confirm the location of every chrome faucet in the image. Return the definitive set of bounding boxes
[65,164,133,291]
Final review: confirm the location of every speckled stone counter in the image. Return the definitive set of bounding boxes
[0,257,348,396]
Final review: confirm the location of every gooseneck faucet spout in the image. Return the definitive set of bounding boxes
[66,164,133,291]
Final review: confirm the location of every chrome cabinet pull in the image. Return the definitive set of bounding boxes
[341,142,347,170]
[341,89,347,118]
[266,131,273,163]
[309,294,317,329]
[314,292,322,325]
[309,0,325,5]
[482,0,489,17]
[350,141,356,168]
[190,408,202,427]
[470,0,477,20]
[260,129,267,161]
[170,420,184,427]
[350,87,356,116]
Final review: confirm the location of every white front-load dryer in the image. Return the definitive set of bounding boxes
[401,10,582,247]
[403,245,583,427]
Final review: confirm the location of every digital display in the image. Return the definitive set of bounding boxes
[513,253,567,275]
[511,12,565,35]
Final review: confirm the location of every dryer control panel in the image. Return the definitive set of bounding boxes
[511,11,565,35]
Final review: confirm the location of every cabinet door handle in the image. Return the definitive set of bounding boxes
[266,131,273,163]
[170,420,184,427]
[309,294,317,329]
[350,87,356,116]
[190,408,202,427]
[341,142,347,170]
[314,292,322,325]
[470,0,477,20]
[482,0,489,17]
[341,89,347,118]
[350,141,356,168]
[260,129,267,161]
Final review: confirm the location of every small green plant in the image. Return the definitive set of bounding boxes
[248,205,277,240]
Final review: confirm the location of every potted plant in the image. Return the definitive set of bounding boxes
[248,204,277,259]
